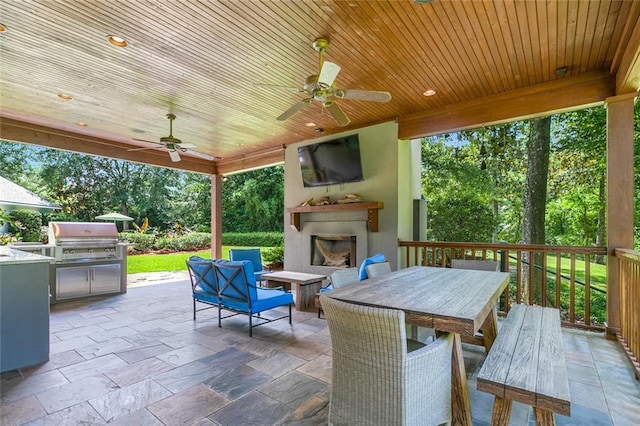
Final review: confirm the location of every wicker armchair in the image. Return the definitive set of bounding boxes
[451,259,499,271]
[320,295,453,426]
[365,261,392,278]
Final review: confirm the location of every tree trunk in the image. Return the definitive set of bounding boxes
[595,174,605,264]
[522,117,550,304]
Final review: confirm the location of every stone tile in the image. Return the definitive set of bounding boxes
[99,316,141,330]
[58,354,127,382]
[281,394,330,425]
[563,350,595,367]
[204,364,273,400]
[36,375,118,413]
[88,325,139,342]
[554,403,612,425]
[49,336,97,355]
[54,324,104,341]
[152,361,215,393]
[88,379,172,422]
[199,347,259,376]
[296,354,332,383]
[1,370,69,403]
[104,357,173,387]
[148,383,229,424]
[107,408,164,426]
[48,322,74,334]
[155,343,215,367]
[23,401,105,425]
[566,362,600,387]
[208,391,289,425]
[68,314,114,328]
[283,339,331,361]
[0,395,46,426]
[75,337,135,360]
[259,370,328,407]
[19,350,85,377]
[247,350,306,378]
[607,399,640,426]
[129,318,174,332]
[115,342,174,364]
[568,381,608,412]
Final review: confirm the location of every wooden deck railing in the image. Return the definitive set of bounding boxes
[614,249,640,379]
[398,241,607,331]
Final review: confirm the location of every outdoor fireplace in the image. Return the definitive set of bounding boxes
[311,235,356,268]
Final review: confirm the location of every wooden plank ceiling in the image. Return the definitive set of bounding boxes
[0,1,638,174]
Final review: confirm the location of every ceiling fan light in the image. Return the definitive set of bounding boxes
[422,89,437,96]
[168,149,181,162]
[305,122,317,127]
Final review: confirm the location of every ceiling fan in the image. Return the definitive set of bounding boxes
[128,113,216,162]
[268,38,392,127]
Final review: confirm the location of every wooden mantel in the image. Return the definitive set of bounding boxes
[287,201,384,232]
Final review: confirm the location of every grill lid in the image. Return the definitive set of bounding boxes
[48,222,119,245]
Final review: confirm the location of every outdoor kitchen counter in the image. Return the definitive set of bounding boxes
[0,246,54,264]
[0,247,53,372]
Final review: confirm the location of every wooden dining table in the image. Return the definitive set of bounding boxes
[324,265,510,426]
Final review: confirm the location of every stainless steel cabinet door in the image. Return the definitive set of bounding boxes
[90,264,121,295]
[56,267,91,299]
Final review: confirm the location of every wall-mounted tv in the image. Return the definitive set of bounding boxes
[298,134,363,187]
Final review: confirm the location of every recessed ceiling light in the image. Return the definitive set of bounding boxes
[76,122,87,127]
[107,35,128,47]
[132,128,145,134]
[305,122,317,127]
[57,93,73,100]
[0,24,7,33]
[422,89,437,97]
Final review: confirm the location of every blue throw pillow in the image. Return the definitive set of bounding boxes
[358,253,387,280]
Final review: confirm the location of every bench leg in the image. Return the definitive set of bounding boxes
[491,396,512,426]
[481,308,498,354]
[533,407,555,426]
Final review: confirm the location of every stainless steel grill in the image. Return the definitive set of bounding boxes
[44,222,128,302]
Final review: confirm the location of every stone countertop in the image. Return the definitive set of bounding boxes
[0,247,54,265]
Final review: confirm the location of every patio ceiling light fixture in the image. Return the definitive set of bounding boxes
[57,93,73,100]
[423,89,437,96]
[107,35,128,47]
[0,24,7,33]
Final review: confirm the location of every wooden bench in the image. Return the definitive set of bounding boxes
[477,304,570,426]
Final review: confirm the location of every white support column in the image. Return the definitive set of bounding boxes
[210,174,223,259]
[605,92,637,337]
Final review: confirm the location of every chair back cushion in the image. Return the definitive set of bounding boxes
[358,253,387,280]
[186,256,217,294]
[213,259,257,303]
[229,248,263,273]
[330,268,359,289]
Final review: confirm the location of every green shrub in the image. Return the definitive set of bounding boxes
[263,245,284,266]
[222,232,283,246]
[155,233,211,252]
[120,233,156,253]
[9,209,43,242]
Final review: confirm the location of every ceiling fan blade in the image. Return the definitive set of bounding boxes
[127,146,164,152]
[318,61,341,87]
[340,89,392,103]
[184,149,216,161]
[177,143,196,149]
[168,149,181,162]
[277,99,311,121]
[324,101,350,127]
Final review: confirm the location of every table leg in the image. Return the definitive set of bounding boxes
[481,308,498,354]
[451,333,472,426]
[295,281,323,312]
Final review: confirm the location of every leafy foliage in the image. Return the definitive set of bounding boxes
[9,209,43,242]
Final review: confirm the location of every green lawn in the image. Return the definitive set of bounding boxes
[127,246,264,274]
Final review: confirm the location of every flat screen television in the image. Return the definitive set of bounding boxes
[298,134,363,187]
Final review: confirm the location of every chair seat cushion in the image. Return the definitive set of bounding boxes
[222,288,293,313]
[319,284,334,293]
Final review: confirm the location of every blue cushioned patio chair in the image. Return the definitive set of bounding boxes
[186,256,220,320]
[229,248,270,284]
[358,253,387,280]
[212,259,293,337]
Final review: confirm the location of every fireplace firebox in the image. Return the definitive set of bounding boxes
[311,235,356,268]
